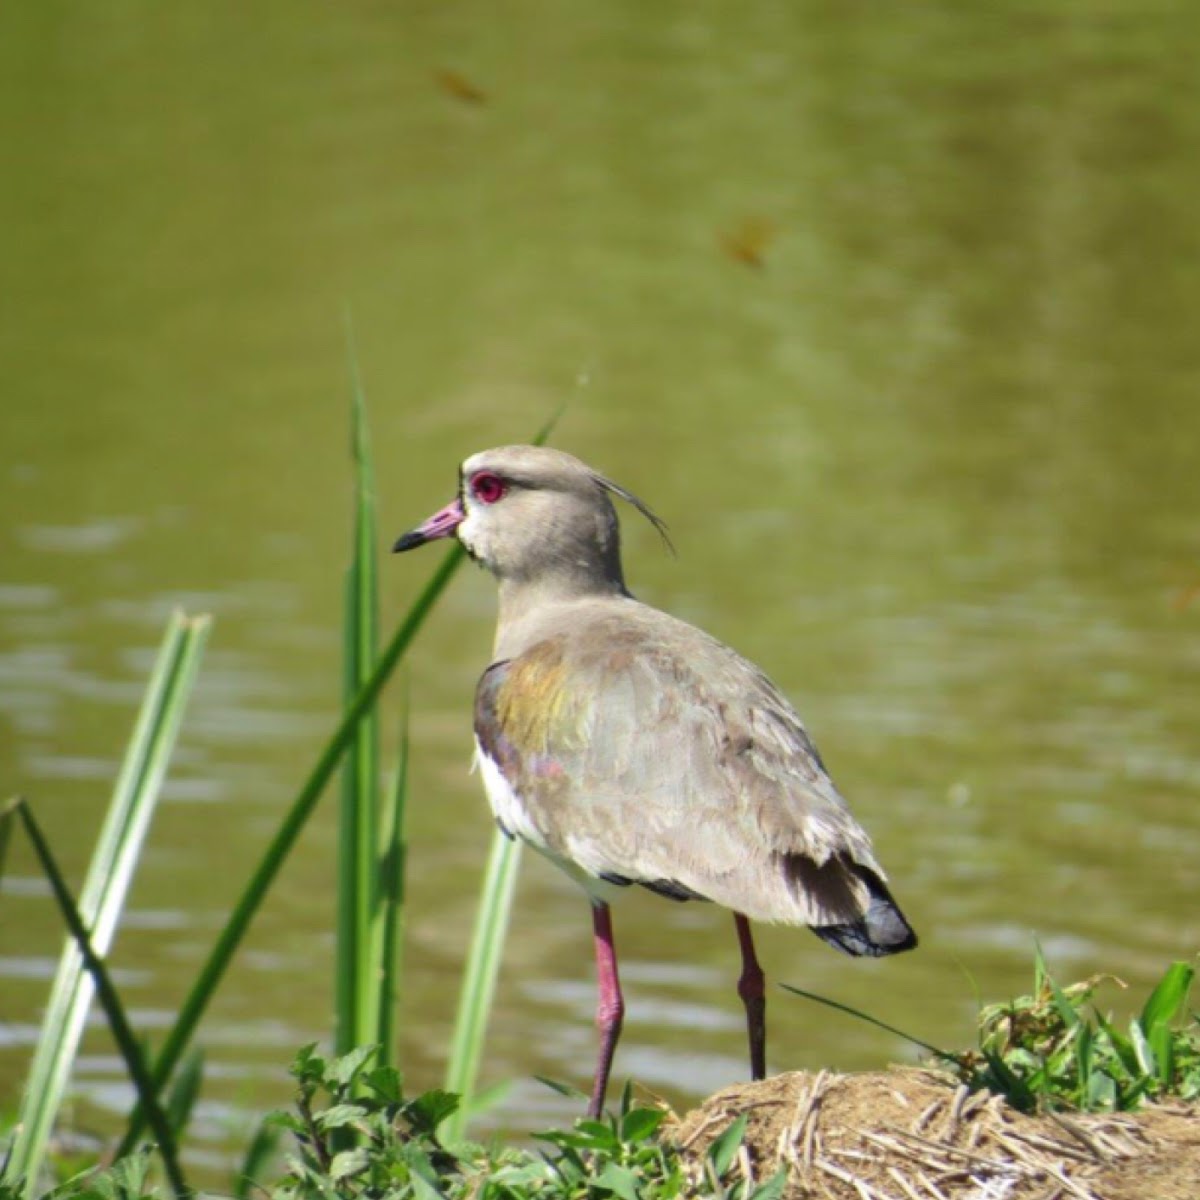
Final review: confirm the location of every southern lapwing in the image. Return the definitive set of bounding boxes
[394,445,917,1117]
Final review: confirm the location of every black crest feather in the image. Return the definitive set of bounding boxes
[591,473,675,556]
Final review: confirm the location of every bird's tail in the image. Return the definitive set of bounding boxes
[811,865,917,958]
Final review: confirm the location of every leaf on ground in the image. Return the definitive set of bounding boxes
[707,1113,748,1177]
[748,1168,789,1200]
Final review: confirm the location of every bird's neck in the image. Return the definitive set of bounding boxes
[494,571,629,659]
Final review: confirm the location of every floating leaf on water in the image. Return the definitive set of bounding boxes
[435,69,488,105]
[718,216,777,268]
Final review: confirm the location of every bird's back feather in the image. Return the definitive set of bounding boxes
[474,596,915,944]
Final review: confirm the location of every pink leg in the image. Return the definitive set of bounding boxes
[588,900,625,1118]
[734,912,766,1081]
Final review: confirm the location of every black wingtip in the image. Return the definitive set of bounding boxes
[811,869,918,959]
[812,916,918,959]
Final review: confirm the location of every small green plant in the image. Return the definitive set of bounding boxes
[266,1044,463,1199]
[784,952,1199,1114]
[954,955,1200,1113]
[38,1151,159,1200]
[531,1089,684,1199]
[252,1045,782,1200]
[533,1097,783,1200]
[32,1042,784,1200]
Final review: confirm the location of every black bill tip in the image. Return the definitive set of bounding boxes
[392,530,426,553]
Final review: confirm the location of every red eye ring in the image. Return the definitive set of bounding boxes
[470,471,508,505]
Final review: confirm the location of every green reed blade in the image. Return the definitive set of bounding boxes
[118,549,463,1152]
[118,542,468,1159]
[9,799,190,1197]
[376,705,410,1066]
[120,402,564,1155]
[441,831,523,1142]
[0,799,12,887]
[8,799,189,1198]
[164,1045,205,1138]
[233,1117,282,1200]
[337,323,383,1060]
[3,610,208,1197]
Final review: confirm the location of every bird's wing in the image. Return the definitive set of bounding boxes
[474,606,898,929]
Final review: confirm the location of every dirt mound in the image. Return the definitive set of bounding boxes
[672,1069,1200,1200]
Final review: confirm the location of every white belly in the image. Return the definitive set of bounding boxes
[474,739,547,850]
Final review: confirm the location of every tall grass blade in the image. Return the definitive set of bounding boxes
[4,611,208,1197]
[337,327,383,1059]
[533,399,568,447]
[441,832,523,1141]
[118,544,466,1156]
[120,547,468,1157]
[234,1119,282,1200]
[120,404,565,1154]
[6,799,189,1199]
[164,1046,204,1138]
[0,799,12,886]
[376,706,409,1068]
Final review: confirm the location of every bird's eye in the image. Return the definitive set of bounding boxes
[470,471,508,505]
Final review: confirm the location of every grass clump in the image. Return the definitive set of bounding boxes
[785,951,1199,1116]
[953,955,1200,1114]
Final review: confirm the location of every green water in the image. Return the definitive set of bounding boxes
[3,0,1199,1173]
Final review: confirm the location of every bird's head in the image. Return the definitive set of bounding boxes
[393,445,669,597]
